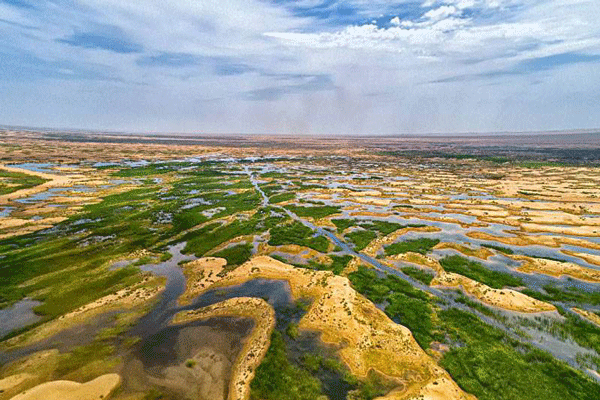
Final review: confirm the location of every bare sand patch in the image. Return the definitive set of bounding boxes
[9,373,120,400]
[466,231,600,250]
[434,242,494,260]
[179,256,475,400]
[521,223,600,237]
[173,297,275,400]
[349,211,395,218]
[572,308,600,328]
[504,211,600,226]
[431,272,556,313]
[346,197,391,207]
[561,250,600,267]
[0,350,59,400]
[178,257,231,305]
[512,255,600,283]
[387,252,443,274]
[0,217,67,230]
[342,255,367,275]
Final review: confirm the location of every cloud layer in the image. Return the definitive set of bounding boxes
[0,0,599,134]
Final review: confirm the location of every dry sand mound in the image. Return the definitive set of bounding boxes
[432,272,556,313]
[572,308,600,328]
[512,255,600,283]
[9,373,120,400]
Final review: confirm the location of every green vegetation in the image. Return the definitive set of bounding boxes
[270,192,296,203]
[345,230,377,251]
[438,308,600,400]
[184,220,258,256]
[284,204,341,219]
[331,218,356,232]
[0,185,163,315]
[212,243,253,267]
[440,255,523,289]
[55,340,118,380]
[250,331,325,400]
[0,169,48,195]
[301,255,352,275]
[481,244,514,254]
[348,267,434,349]
[347,264,600,399]
[401,266,434,285]
[384,238,440,256]
[522,284,600,305]
[253,326,388,400]
[268,221,330,253]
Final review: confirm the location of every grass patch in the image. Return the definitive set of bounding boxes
[439,255,522,289]
[481,244,514,254]
[250,331,325,400]
[401,266,434,285]
[522,284,600,306]
[285,204,341,219]
[345,230,377,251]
[349,267,434,349]
[270,192,295,203]
[439,308,600,400]
[212,243,253,267]
[384,238,440,256]
[268,221,330,253]
[331,219,357,232]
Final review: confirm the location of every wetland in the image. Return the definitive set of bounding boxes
[1,129,600,400]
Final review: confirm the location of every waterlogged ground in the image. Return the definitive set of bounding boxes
[1,132,600,400]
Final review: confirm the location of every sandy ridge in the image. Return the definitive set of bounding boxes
[431,272,556,313]
[9,373,120,400]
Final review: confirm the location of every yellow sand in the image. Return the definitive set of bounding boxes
[572,308,600,328]
[0,164,72,205]
[432,272,556,313]
[466,231,600,251]
[173,297,276,400]
[434,242,494,260]
[388,252,443,274]
[9,374,120,400]
[520,223,600,237]
[180,256,476,400]
[0,350,60,400]
[512,255,600,283]
[562,250,600,267]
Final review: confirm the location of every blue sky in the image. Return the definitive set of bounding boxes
[0,0,599,134]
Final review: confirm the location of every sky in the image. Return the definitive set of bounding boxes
[0,0,599,135]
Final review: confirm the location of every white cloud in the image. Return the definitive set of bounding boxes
[424,6,459,21]
[0,0,599,134]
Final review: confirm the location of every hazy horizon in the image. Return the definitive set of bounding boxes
[1,1,599,135]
